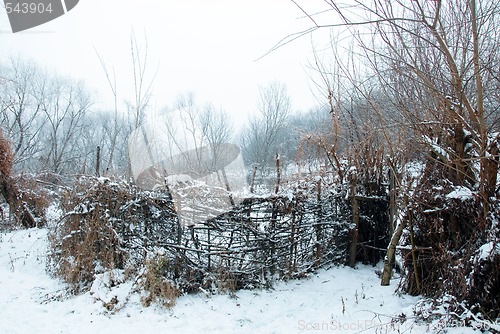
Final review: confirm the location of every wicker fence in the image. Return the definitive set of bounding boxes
[49,177,356,292]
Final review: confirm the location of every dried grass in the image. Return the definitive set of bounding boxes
[140,257,180,308]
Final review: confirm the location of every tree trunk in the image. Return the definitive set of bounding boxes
[381,219,406,286]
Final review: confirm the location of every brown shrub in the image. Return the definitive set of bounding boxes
[140,257,180,308]
[215,267,238,294]
[47,177,133,290]
[0,130,36,229]
[0,130,13,177]
[47,176,178,293]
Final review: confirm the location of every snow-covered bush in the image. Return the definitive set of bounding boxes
[400,159,500,320]
[47,176,178,292]
[14,173,60,227]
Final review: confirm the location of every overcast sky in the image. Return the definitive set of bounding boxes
[0,0,331,128]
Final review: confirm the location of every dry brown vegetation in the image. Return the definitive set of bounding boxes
[47,177,141,289]
[0,130,36,229]
[140,257,181,308]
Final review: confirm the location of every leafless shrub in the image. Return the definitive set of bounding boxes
[215,267,238,294]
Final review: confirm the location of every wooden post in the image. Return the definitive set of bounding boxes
[315,178,322,268]
[289,196,296,274]
[96,146,101,177]
[174,215,183,280]
[207,226,211,271]
[275,154,281,194]
[221,167,235,206]
[389,166,397,236]
[250,164,258,193]
[348,173,359,268]
[268,154,281,275]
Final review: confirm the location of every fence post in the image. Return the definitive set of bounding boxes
[315,178,322,268]
[96,146,101,177]
[207,226,211,271]
[348,173,359,268]
[174,216,183,280]
[389,166,397,236]
[275,154,281,194]
[250,164,258,193]
[289,195,296,275]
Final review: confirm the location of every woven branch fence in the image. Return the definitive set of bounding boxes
[48,176,372,292]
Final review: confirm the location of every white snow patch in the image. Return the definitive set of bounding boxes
[477,242,499,261]
[446,186,474,200]
[0,228,486,333]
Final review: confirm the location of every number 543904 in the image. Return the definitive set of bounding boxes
[5,2,53,14]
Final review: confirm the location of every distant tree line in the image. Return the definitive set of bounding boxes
[0,58,130,175]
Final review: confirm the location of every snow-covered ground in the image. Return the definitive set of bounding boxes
[0,228,478,333]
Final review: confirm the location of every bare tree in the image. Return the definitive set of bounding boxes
[124,31,159,180]
[278,106,333,171]
[0,58,46,171]
[200,104,233,169]
[127,30,158,130]
[199,104,237,198]
[95,49,123,173]
[241,81,291,168]
[75,110,129,176]
[37,76,92,173]
[292,0,499,208]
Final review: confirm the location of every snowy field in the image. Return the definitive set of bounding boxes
[0,228,478,334]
